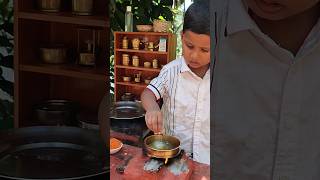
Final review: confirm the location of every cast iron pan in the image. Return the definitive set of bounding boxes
[0,126,109,179]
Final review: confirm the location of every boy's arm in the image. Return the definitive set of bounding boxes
[141,88,163,133]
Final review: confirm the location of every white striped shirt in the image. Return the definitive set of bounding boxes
[147,56,210,164]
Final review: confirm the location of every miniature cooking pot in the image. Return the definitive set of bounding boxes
[144,133,180,164]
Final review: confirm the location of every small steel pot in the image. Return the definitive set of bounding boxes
[38,0,61,12]
[72,0,93,15]
[144,134,180,164]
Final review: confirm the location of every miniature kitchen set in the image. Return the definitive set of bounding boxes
[110,18,210,179]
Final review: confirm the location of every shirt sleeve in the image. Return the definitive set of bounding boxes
[146,66,169,100]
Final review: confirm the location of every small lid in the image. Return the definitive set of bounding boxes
[126,6,132,12]
[122,54,129,57]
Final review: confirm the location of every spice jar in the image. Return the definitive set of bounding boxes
[132,55,139,67]
[122,36,128,49]
[152,59,158,69]
[122,54,130,66]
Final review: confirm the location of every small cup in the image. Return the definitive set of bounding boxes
[144,62,151,68]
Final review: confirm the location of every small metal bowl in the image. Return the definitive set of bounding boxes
[122,76,131,82]
[136,25,153,32]
[40,45,67,64]
[144,62,151,68]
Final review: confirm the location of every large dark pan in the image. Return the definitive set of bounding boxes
[0,126,109,180]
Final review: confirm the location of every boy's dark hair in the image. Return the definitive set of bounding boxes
[183,0,210,35]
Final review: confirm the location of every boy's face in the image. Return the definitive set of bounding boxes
[181,31,210,70]
[245,0,320,20]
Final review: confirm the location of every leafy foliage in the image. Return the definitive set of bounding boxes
[0,0,14,129]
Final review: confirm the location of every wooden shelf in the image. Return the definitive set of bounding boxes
[19,63,106,81]
[18,11,109,27]
[14,0,110,128]
[115,49,168,55]
[115,32,172,36]
[116,82,148,88]
[115,65,161,72]
[114,31,176,101]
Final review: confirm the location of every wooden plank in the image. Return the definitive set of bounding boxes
[20,64,107,81]
[116,65,161,72]
[18,11,109,27]
[115,49,168,55]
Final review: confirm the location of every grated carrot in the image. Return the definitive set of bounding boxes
[110,138,122,149]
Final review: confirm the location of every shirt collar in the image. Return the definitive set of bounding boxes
[180,56,191,73]
[226,0,257,35]
[180,56,211,79]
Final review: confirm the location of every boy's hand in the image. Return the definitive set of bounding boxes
[145,110,163,133]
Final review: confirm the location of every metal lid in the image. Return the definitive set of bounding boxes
[126,6,131,12]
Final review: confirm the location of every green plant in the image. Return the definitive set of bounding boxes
[0,0,14,129]
[110,0,174,32]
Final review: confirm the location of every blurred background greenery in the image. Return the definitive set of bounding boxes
[0,0,14,129]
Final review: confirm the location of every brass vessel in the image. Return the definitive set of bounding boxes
[144,134,181,164]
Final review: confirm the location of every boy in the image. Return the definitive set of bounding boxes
[213,0,320,179]
[141,0,210,165]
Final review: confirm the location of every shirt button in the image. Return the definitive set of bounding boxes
[279,176,289,180]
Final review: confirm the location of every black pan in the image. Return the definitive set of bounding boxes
[0,126,109,180]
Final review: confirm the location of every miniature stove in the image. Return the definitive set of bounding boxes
[143,149,188,175]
